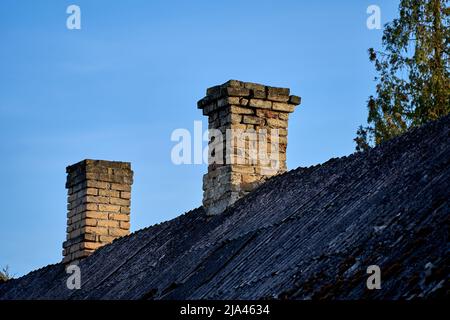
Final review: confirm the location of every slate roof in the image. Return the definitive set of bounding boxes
[0,115,449,300]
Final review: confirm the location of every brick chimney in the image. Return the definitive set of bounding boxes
[198,80,301,215]
[63,159,133,264]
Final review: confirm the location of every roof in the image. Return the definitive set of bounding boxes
[1,115,449,300]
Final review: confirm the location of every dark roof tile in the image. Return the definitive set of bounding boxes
[1,115,449,299]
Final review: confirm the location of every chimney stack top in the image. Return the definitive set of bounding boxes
[198,80,301,115]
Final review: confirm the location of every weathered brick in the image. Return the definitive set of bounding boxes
[289,95,301,105]
[223,87,250,97]
[280,128,288,135]
[120,191,131,199]
[98,204,121,212]
[111,183,131,192]
[109,197,130,206]
[267,118,288,128]
[85,196,110,204]
[239,98,249,106]
[81,242,104,250]
[249,99,272,109]
[221,113,242,125]
[86,180,110,190]
[84,218,97,227]
[256,109,278,119]
[252,89,267,99]
[222,80,244,88]
[267,87,290,102]
[217,97,240,107]
[120,206,131,214]
[69,203,98,216]
[97,219,120,228]
[241,174,261,184]
[230,106,254,115]
[84,233,97,242]
[272,102,295,113]
[120,221,130,229]
[109,213,130,221]
[83,226,109,236]
[230,165,255,174]
[69,213,82,223]
[242,116,263,125]
[111,168,133,177]
[69,243,81,253]
[83,211,108,220]
[73,249,94,259]
[206,85,221,96]
[98,189,120,198]
[99,235,116,243]
[244,82,265,91]
[108,228,129,237]
[69,229,82,239]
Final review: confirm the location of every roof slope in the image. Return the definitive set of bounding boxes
[1,115,449,300]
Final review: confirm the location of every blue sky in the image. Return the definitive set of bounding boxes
[0,0,399,277]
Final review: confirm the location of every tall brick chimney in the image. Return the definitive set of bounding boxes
[63,159,133,264]
[198,80,301,215]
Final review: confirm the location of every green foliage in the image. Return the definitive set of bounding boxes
[356,0,450,151]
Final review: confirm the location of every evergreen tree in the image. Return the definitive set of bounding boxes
[0,265,11,282]
[356,0,450,151]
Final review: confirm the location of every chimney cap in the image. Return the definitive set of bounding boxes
[197,79,301,110]
[66,159,131,173]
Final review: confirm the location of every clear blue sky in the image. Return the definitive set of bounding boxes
[0,0,399,277]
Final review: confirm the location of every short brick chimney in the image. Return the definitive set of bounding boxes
[63,159,133,264]
[198,80,301,215]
